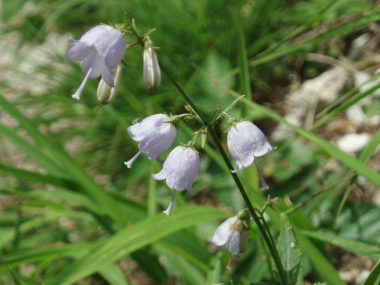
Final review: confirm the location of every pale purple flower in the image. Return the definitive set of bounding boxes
[66,25,126,100]
[143,37,161,92]
[227,121,275,189]
[207,216,244,256]
[125,114,177,168]
[153,146,200,215]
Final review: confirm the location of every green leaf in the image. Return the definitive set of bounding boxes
[363,259,380,285]
[155,243,206,284]
[1,243,97,268]
[336,203,380,243]
[99,264,131,285]
[293,226,346,285]
[276,213,302,285]
[0,95,127,226]
[336,128,380,217]
[0,122,67,178]
[251,10,380,66]
[44,206,227,285]
[197,51,234,116]
[240,97,380,188]
[303,230,380,259]
[0,163,79,190]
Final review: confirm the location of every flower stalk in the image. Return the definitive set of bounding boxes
[161,63,288,285]
[125,22,287,284]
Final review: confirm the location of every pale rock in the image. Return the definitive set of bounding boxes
[336,133,370,153]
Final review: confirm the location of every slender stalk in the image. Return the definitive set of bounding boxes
[161,64,288,285]
[160,65,209,124]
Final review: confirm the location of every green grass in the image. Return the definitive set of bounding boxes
[1,0,380,284]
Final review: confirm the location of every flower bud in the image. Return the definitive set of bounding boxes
[97,64,122,105]
[143,37,161,92]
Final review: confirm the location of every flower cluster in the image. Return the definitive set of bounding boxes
[66,22,277,258]
[125,113,199,215]
[125,113,274,215]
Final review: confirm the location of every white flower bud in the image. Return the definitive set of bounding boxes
[143,37,161,92]
[97,64,122,105]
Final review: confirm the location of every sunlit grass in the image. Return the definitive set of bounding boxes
[1,0,380,284]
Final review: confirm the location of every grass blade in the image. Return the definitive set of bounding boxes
[0,95,127,226]
[44,206,227,285]
[363,259,380,285]
[303,230,380,259]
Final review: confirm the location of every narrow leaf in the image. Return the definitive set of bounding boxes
[44,206,227,285]
[276,213,302,285]
[363,259,380,285]
[303,230,380,259]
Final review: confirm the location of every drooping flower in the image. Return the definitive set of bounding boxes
[66,25,126,100]
[227,121,276,189]
[152,146,200,215]
[125,114,177,168]
[97,64,122,105]
[207,216,245,256]
[143,36,161,92]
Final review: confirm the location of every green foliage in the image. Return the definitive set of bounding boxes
[276,214,302,285]
[1,0,380,284]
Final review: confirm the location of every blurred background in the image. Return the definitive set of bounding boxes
[0,0,380,284]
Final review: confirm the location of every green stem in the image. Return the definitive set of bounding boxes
[160,65,209,124]
[161,63,288,285]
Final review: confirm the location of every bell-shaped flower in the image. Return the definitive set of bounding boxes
[66,25,126,100]
[97,64,122,105]
[153,146,200,215]
[125,114,177,168]
[143,37,161,92]
[227,121,275,190]
[207,216,245,256]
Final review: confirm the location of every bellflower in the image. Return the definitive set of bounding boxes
[125,114,177,168]
[66,25,126,100]
[207,216,245,256]
[227,121,275,189]
[152,146,200,215]
[143,37,161,91]
[97,64,122,105]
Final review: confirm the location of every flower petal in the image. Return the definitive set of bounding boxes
[101,67,115,87]
[152,169,168,180]
[65,40,95,62]
[153,146,199,193]
[225,232,241,256]
[207,217,237,246]
[128,114,177,160]
[227,121,275,170]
